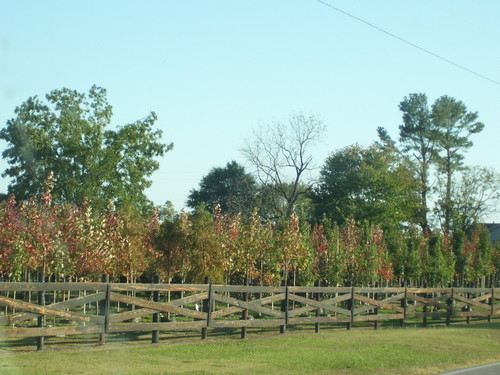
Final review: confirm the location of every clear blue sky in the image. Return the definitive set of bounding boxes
[1,1,499,219]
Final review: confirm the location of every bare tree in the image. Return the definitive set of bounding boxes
[242,113,326,220]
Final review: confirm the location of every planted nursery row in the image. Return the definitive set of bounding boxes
[1,193,498,287]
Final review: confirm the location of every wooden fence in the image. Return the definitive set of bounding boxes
[0,281,498,350]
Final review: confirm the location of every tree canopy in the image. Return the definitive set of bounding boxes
[0,85,172,214]
[431,95,484,233]
[313,144,420,229]
[378,93,485,234]
[378,92,437,230]
[187,161,258,216]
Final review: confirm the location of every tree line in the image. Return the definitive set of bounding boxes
[0,184,497,286]
[0,86,499,285]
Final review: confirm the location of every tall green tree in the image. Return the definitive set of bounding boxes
[0,85,172,214]
[187,161,257,216]
[313,144,420,229]
[431,96,484,233]
[378,93,437,231]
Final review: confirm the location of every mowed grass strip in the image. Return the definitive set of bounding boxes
[0,322,499,375]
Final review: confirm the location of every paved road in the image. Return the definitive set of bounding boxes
[441,362,500,375]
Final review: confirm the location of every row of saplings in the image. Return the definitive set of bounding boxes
[0,193,497,287]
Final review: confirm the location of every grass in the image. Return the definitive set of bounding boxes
[0,321,499,374]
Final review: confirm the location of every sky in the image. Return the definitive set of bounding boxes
[1,1,499,220]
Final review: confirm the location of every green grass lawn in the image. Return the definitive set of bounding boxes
[0,321,499,374]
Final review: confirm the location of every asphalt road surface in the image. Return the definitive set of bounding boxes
[441,362,500,375]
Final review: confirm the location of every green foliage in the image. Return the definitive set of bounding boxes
[446,167,500,233]
[313,144,420,229]
[0,190,497,285]
[391,227,425,283]
[318,220,346,286]
[431,95,484,233]
[378,93,487,234]
[378,93,437,230]
[0,89,497,286]
[422,232,455,285]
[154,213,190,281]
[187,161,258,216]
[0,85,172,215]
[183,206,226,283]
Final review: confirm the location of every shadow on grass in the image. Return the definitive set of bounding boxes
[1,317,498,354]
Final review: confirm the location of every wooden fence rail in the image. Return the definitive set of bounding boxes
[0,282,498,350]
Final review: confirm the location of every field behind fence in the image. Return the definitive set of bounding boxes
[0,280,498,351]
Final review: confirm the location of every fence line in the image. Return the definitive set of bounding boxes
[0,282,498,350]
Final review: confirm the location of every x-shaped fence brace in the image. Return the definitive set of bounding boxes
[0,283,497,350]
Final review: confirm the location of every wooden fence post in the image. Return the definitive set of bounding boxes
[152,275,160,343]
[348,286,354,331]
[280,280,287,334]
[446,288,454,326]
[373,283,379,330]
[314,281,320,333]
[400,285,407,328]
[422,282,428,327]
[466,289,471,324]
[98,274,109,345]
[241,277,249,339]
[201,276,210,340]
[36,272,45,351]
[489,288,494,323]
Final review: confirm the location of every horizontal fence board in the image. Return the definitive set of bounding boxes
[212,285,284,293]
[108,321,206,333]
[288,316,352,324]
[110,284,208,293]
[0,325,103,338]
[288,286,353,294]
[453,288,492,294]
[210,319,285,328]
[0,282,106,292]
[407,288,452,293]
[352,287,405,294]
[454,311,491,317]
[353,313,404,322]
[405,312,448,319]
